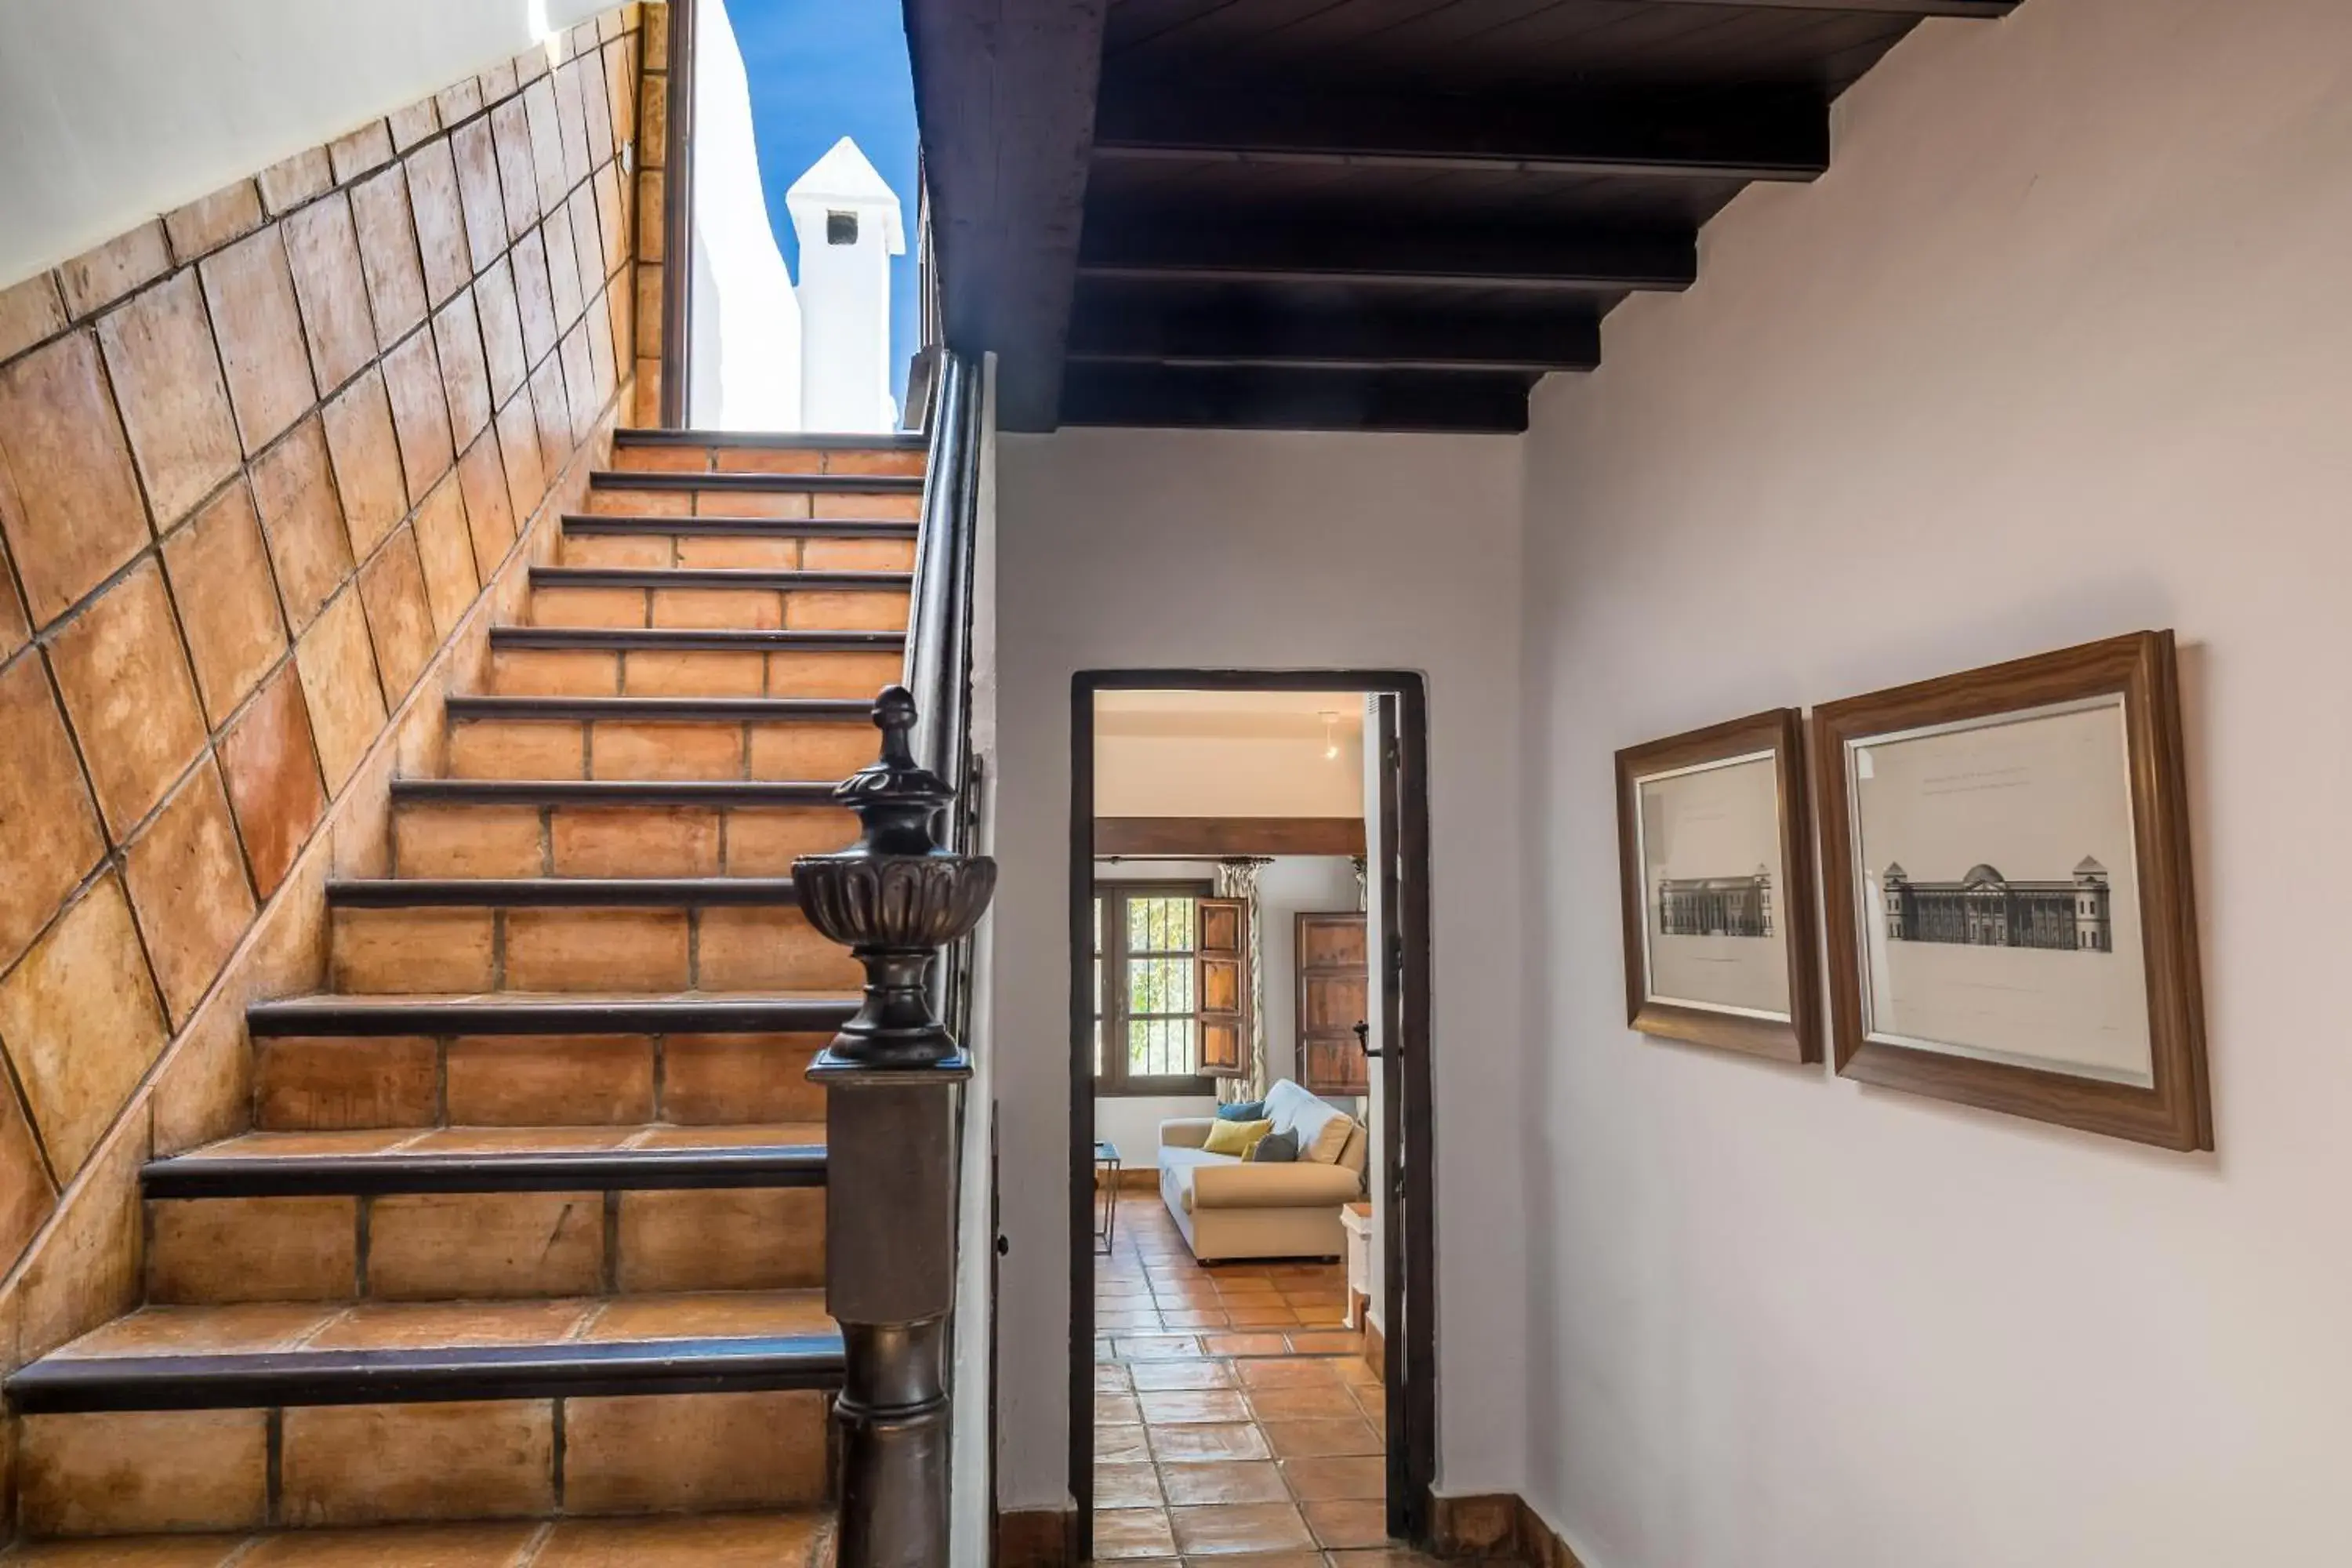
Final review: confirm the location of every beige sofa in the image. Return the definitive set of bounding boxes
[1158,1081,1368,1261]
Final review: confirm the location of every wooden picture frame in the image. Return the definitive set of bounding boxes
[1813,631,2211,1151]
[1615,709,1820,1064]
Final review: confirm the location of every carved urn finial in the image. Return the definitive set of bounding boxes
[793,686,996,1069]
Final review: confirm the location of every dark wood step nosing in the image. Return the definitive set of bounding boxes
[391,779,845,807]
[563,514,919,538]
[144,1145,829,1199]
[612,427,926,450]
[5,1335,846,1414]
[446,695,870,722]
[590,470,922,494]
[328,877,805,909]
[490,626,904,652]
[245,996,859,1038]
[530,566,912,590]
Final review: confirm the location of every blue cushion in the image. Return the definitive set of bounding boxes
[1215,1100,1267,1122]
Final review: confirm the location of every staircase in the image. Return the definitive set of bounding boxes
[3,430,929,1560]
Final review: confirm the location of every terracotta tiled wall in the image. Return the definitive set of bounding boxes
[0,1,654,1465]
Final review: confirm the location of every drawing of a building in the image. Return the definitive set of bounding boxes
[1882,858,2112,951]
[1657,866,1774,938]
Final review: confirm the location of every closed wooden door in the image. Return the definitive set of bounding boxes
[1296,911,1369,1097]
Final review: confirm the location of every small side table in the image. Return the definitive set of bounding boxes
[1093,1141,1121,1254]
[1341,1200,1373,1327]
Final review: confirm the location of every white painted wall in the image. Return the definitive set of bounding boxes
[1098,734,1367,818]
[787,136,902,432]
[0,0,604,288]
[684,0,802,430]
[1516,1,2352,1563]
[992,426,1526,1512]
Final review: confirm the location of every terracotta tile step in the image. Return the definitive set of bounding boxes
[11,1291,840,1413]
[329,876,813,906]
[0,1512,832,1566]
[444,696,880,782]
[612,425,925,477]
[494,624,904,650]
[4,1299,837,1534]
[249,1020,830,1133]
[558,517,920,572]
[389,779,857,879]
[527,568,911,633]
[139,1171,827,1305]
[489,633,902,701]
[246,993,859,1039]
[326,886,858,995]
[145,1123,828,1198]
[590,467,923,495]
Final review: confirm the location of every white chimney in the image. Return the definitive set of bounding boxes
[785,136,904,433]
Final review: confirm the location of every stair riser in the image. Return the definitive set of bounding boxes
[147,1187,826,1305]
[492,644,902,699]
[328,904,860,994]
[531,583,912,633]
[17,1390,829,1534]
[584,486,920,521]
[255,1032,829,1131]
[611,441,924,477]
[563,532,917,572]
[448,716,877,782]
[393,801,855,878]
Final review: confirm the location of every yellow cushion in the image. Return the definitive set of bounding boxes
[1202,1118,1272,1158]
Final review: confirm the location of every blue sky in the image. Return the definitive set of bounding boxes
[727,0,919,403]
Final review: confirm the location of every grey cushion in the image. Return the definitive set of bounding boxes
[1247,1130,1298,1163]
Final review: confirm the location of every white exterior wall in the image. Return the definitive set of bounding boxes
[684,0,802,430]
[787,138,902,432]
[991,427,1527,1513]
[0,0,604,288]
[1516,0,2352,1563]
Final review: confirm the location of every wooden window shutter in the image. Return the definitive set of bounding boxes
[1296,912,1370,1097]
[1196,897,1250,1079]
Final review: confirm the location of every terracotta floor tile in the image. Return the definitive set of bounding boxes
[238,1523,537,1566]
[1288,1330,1363,1356]
[303,1298,593,1350]
[1169,1502,1315,1557]
[1129,1360,1235,1392]
[1247,1384,1366,1422]
[0,1537,250,1566]
[53,1302,335,1359]
[1148,1423,1269,1465]
[1236,1358,1346,1390]
[1161,1308,1229,1330]
[1263,1420,1382,1460]
[1138,1388,1249,1425]
[1222,1305,1303,1328]
[1156,1459,1287,1507]
[1097,1364,1134,1394]
[1303,1498,1392,1550]
[1098,1392,1142,1425]
[1204,1333,1293,1358]
[1281,1455,1387,1501]
[1116,1334,1203,1361]
[1095,1461,1163,1508]
[1097,1424,1151,1464]
[532,1513,822,1566]
[581,1290,831,1342]
[1093,1508,1177,1560]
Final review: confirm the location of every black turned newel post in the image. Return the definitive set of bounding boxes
[794,686,996,1568]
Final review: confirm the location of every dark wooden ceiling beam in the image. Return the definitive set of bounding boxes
[1076,220,1695,293]
[1636,0,2013,14]
[1060,363,1534,434]
[1091,82,1828,182]
[1065,293,1602,373]
[901,0,1109,431]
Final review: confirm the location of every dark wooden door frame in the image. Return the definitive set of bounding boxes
[657,0,698,427]
[1065,670,1438,1556]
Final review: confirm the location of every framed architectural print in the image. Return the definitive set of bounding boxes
[1616,710,1820,1063]
[1813,631,2211,1150]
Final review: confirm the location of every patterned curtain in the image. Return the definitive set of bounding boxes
[1213,858,1270,1104]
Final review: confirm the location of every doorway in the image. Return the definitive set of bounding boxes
[1066,673,1436,1560]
